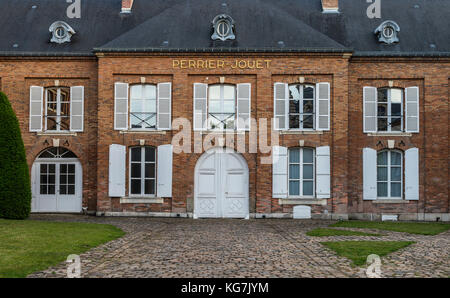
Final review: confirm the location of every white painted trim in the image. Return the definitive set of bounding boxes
[120,197,163,204]
[278,198,327,205]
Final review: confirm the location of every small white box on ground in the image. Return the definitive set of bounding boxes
[381,214,398,221]
[293,205,311,219]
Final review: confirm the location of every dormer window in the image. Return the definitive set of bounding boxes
[49,21,75,44]
[211,14,235,41]
[374,21,400,44]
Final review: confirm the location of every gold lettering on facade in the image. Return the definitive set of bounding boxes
[172,59,272,69]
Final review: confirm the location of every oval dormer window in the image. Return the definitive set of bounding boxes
[382,26,394,39]
[217,21,230,39]
[55,26,67,39]
[49,21,76,44]
[211,14,235,41]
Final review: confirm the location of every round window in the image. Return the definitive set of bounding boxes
[216,20,230,38]
[382,25,394,39]
[55,27,66,39]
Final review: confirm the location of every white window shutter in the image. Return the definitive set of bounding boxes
[157,144,173,198]
[157,82,172,130]
[272,146,288,198]
[363,87,377,133]
[316,146,331,198]
[193,83,208,131]
[237,83,251,131]
[29,86,43,132]
[108,144,126,197]
[70,86,84,132]
[363,148,377,200]
[274,83,288,130]
[405,87,419,133]
[405,148,419,200]
[316,83,330,131]
[114,82,128,130]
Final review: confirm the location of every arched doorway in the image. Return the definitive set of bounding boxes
[194,147,249,219]
[31,147,82,213]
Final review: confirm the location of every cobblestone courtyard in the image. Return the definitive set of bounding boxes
[28,215,449,278]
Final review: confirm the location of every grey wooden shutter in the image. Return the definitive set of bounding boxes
[108,144,126,197]
[157,144,173,198]
[363,148,377,200]
[274,83,288,130]
[272,146,288,198]
[193,83,208,131]
[405,87,419,133]
[316,83,330,130]
[29,86,43,132]
[316,146,331,198]
[70,86,84,132]
[237,83,251,131]
[157,82,171,130]
[363,87,377,133]
[405,148,419,200]
[114,82,128,130]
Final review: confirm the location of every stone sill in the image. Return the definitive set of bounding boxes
[367,132,412,137]
[119,130,167,135]
[280,130,323,135]
[198,130,246,135]
[120,197,164,204]
[37,132,78,136]
[278,198,327,206]
[371,200,412,204]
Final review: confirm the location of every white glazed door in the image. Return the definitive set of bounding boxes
[57,163,82,212]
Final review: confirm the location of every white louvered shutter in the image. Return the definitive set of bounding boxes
[405,87,419,133]
[70,86,84,132]
[109,144,126,197]
[272,146,288,198]
[363,87,377,133]
[114,82,128,130]
[157,144,173,198]
[274,83,288,130]
[237,83,251,131]
[363,148,377,200]
[316,146,331,198]
[316,83,330,131]
[29,86,43,132]
[157,82,171,130]
[193,83,208,131]
[405,148,419,200]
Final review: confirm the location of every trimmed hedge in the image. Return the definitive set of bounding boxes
[0,92,31,219]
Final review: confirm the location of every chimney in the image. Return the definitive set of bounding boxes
[121,0,134,13]
[321,0,339,13]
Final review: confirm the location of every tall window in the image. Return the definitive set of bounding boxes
[377,150,402,198]
[208,84,236,130]
[377,88,403,132]
[288,84,315,129]
[130,84,157,130]
[288,148,315,197]
[45,87,70,131]
[130,147,156,196]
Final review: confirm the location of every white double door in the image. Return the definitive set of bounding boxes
[195,149,249,219]
[32,159,82,212]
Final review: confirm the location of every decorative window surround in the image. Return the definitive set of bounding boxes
[120,197,163,204]
[278,198,327,206]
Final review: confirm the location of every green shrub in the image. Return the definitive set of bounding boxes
[0,92,31,219]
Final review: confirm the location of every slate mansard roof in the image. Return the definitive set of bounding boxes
[0,0,449,57]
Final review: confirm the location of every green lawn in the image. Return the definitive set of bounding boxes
[321,241,415,266]
[0,219,124,278]
[307,228,382,237]
[330,220,450,235]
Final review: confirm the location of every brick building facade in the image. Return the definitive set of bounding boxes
[0,0,448,220]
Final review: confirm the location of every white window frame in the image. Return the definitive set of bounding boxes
[377,150,403,199]
[287,84,315,131]
[376,88,404,132]
[44,87,71,132]
[129,147,157,197]
[288,148,315,198]
[207,84,237,131]
[129,84,158,131]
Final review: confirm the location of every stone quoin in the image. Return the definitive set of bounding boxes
[0,0,448,221]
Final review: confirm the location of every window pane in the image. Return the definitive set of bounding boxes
[209,85,220,100]
[289,181,300,196]
[145,164,155,179]
[131,179,141,195]
[223,86,235,99]
[40,185,47,195]
[391,89,402,103]
[391,117,402,131]
[130,85,142,100]
[391,103,401,116]
[303,164,313,180]
[391,152,401,165]
[289,165,300,179]
[378,89,388,102]
[288,85,300,100]
[302,115,314,129]
[289,100,299,113]
[131,163,141,178]
[48,185,55,195]
[223,100,235,113]
[144,180,155,195]
[303,100,314,113]
[40,174,47,184]
[391,183,401,197]
[377,167,387,181]
[41,164,47,173]
[60,185,67,195]
[303,86,314,99]
[377,118,388,131]
[303,181,313,196]
[131,98,143,112]
[131,148,141,162]
[142,85,156,99]
[68,185,75,195]
[145,147,155,162]
[391,167,401,181]
[60,174,67,184]
[377,152,388,165]
[289,149,300,163]
[48,174,55,184]
[289,115,300,129]
[68,175,75,184]
[303,149,314,163]
[377,103,388,116]
[377,182,388,197]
